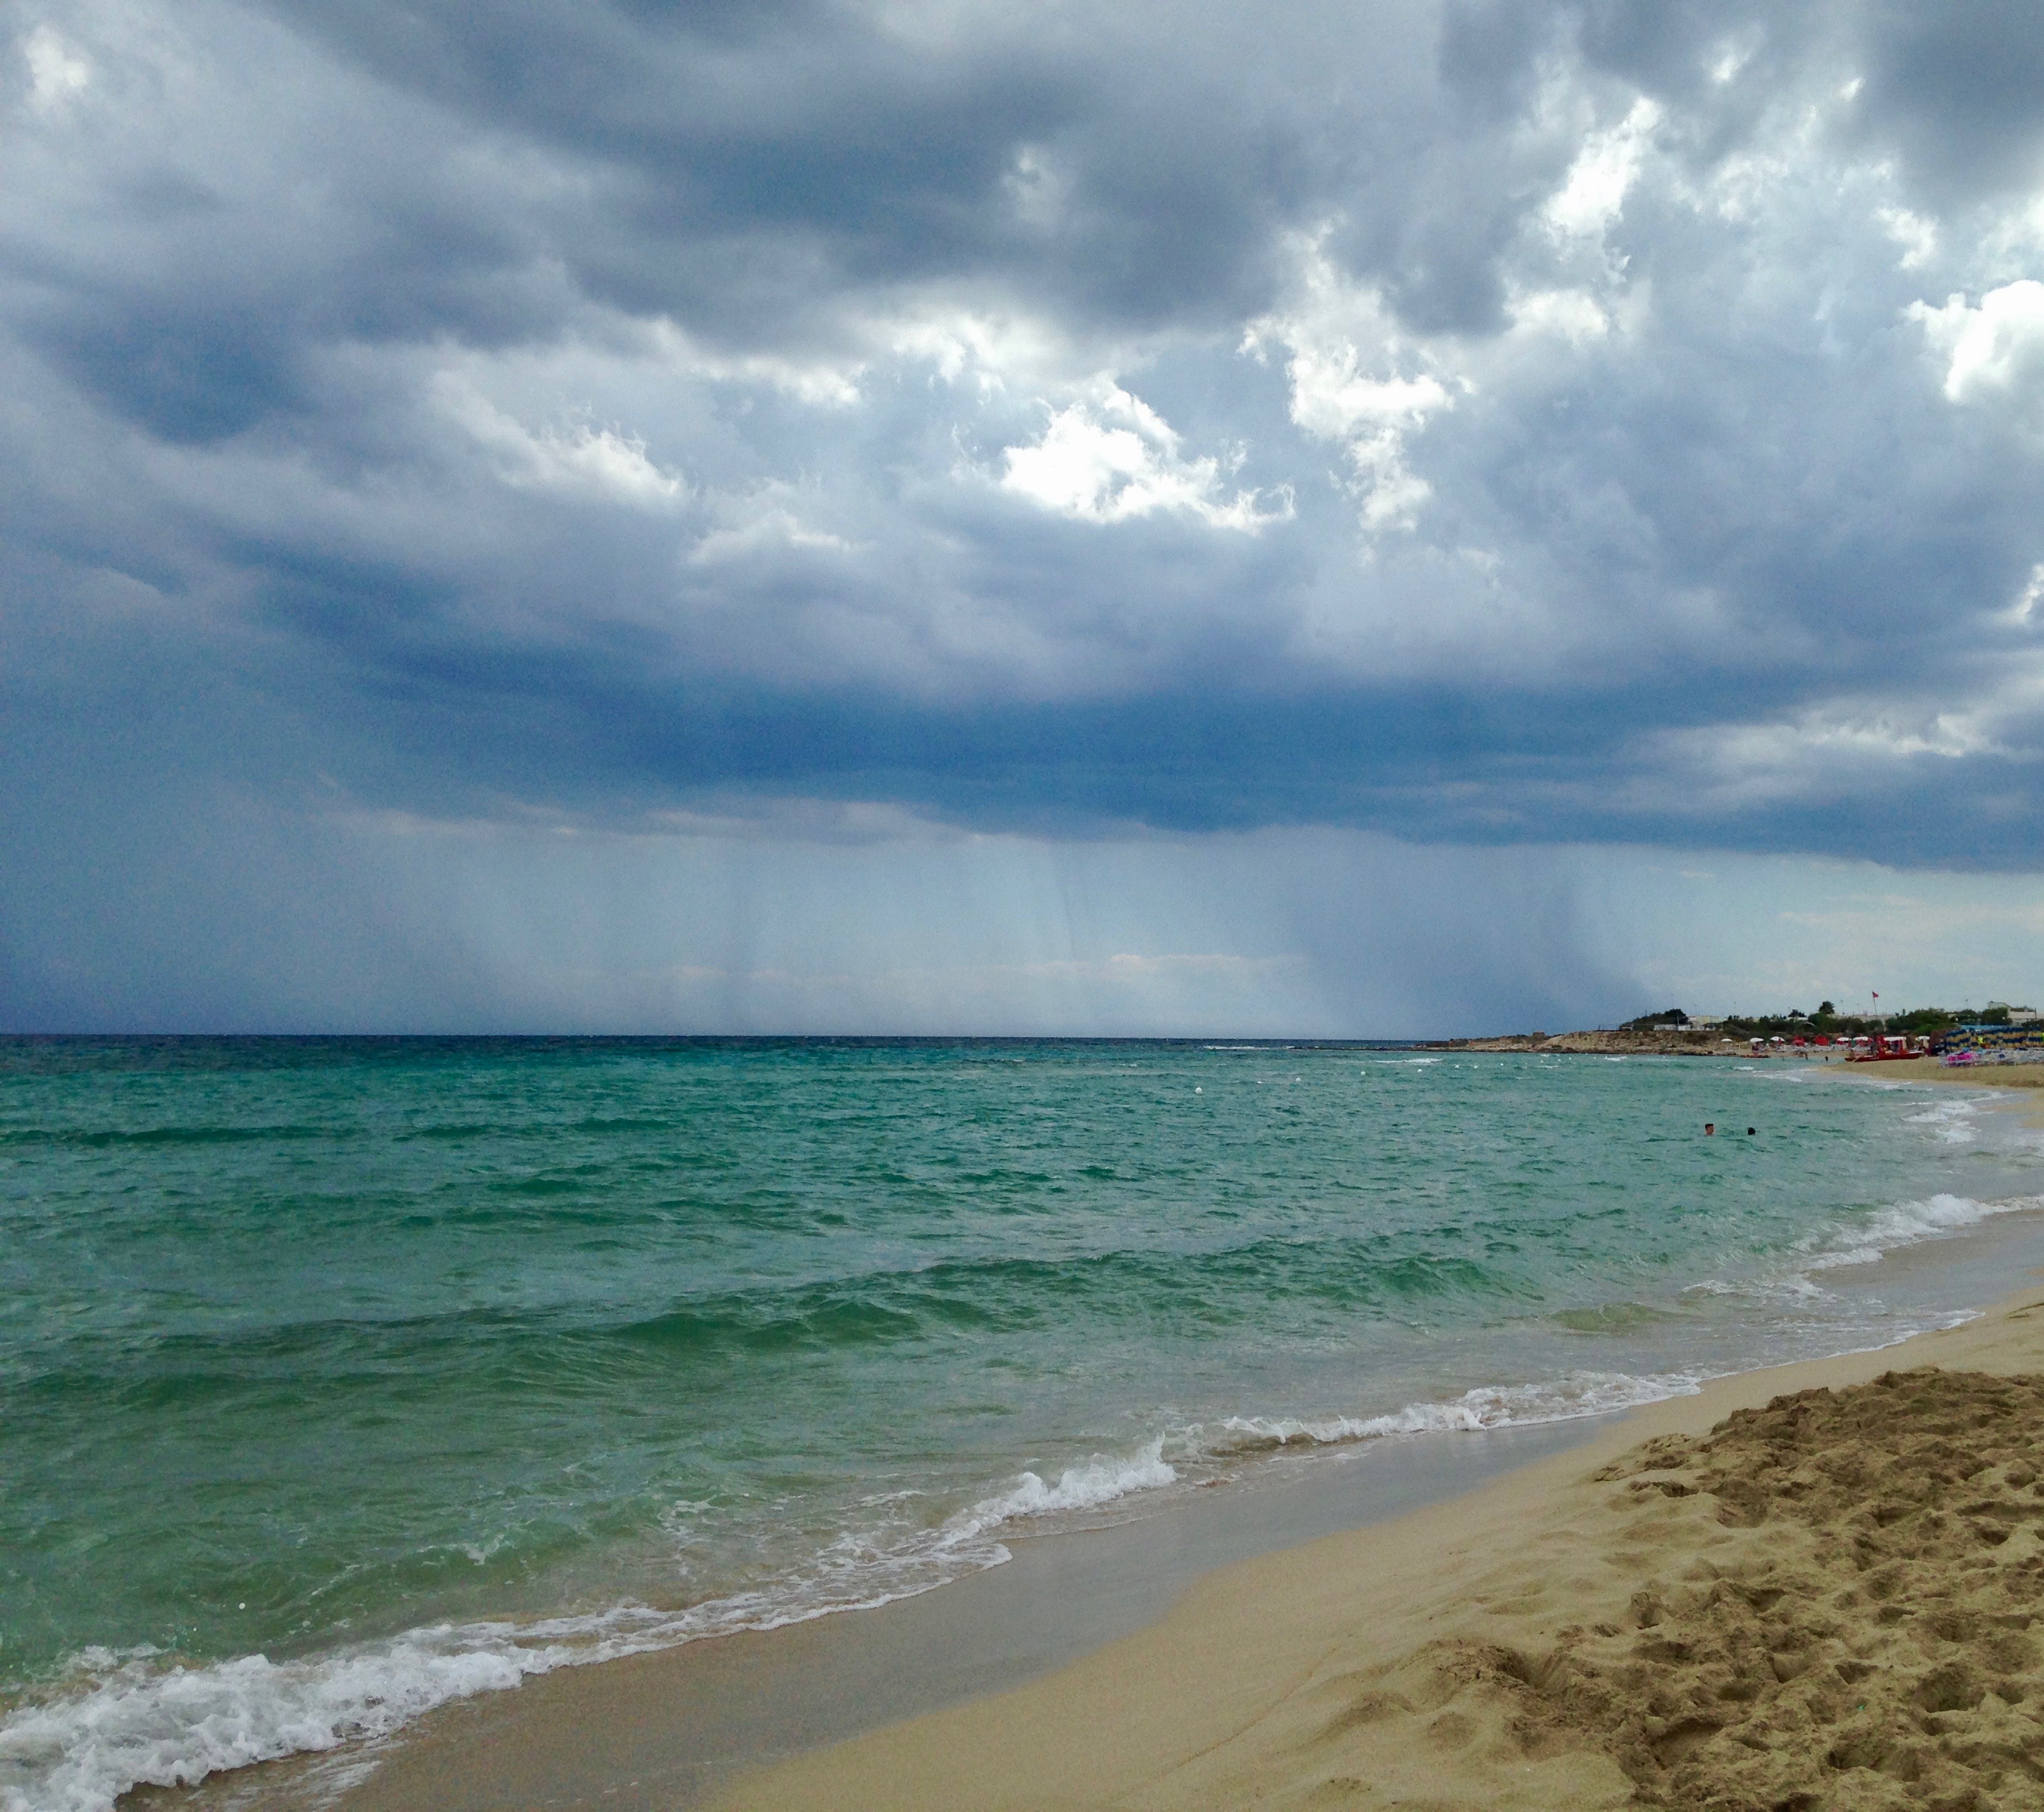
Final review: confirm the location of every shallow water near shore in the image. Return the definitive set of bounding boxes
[5,1036,2044,1812]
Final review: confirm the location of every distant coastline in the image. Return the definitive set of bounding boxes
[1422,999,2040,1058]
[1415,1026,1746,1055]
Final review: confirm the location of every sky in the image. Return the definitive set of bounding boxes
[7,0,2044,1033]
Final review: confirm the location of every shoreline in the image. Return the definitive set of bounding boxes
[1847,1053,2044,1108]
[705,1283,2044,1811]
[286,1417,1613,1812]
[138,1058,2044,1812]
[266,1246,2044,1812]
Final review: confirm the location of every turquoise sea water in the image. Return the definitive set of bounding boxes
[5,1036,2044,1811]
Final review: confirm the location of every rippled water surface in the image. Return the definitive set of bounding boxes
[4,1036,2040,1811]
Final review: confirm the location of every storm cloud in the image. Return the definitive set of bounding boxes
[7,1,2044,1027]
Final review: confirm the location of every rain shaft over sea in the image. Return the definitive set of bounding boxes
[6,1035,2044,1812]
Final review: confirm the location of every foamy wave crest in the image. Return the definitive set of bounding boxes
[0,1440,1188,1812]
[1906,1099,1983,1144]
[1802,1192,2042,1273]
[954,1440,1177,1531]
[1215,1370,1699,1453]
[0,1609,690,1812]
[670,1440,1182,1635]
[1691,1189,2044,1303]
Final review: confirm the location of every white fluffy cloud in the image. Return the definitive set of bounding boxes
[1544,95,1661,242]
[1913,281,2044,404]
[22,22,90,112]
[1245,241,1456,534]
[437,378,688,509]
[998,383,1286,530]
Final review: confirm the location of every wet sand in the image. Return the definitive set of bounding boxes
[1857,1055,2044,1113]
[278,1419,1611,1812]
[705,1292,2044,1811]
[233,1278,2044,1812]
[195,1058,2044,1812]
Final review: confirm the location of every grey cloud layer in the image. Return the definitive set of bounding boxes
[10,0,2044,865]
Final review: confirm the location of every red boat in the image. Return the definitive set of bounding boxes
[1846,1034,1920,1061]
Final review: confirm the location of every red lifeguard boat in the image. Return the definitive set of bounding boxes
[1846,1034,1920,1061]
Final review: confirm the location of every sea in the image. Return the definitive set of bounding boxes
[6,1035,2044,1812]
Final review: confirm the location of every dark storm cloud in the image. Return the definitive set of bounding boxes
[256,0,1402,335]
[1854,0,2044,199]
[9,0,2044,891]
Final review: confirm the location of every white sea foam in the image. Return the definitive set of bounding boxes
[954,1440,1178,1529]
[1906,1098,1983,1143]
[1215,1369,1700,1452]
[0,1440,1186,1812]
[1690,1269,1827,1303]
[1691,1189,2044,1303]
[16,1172,2044,1812]
[21,1367,1732,1812]
[1801,1192,2042,1272]
[0,1625,612,1812]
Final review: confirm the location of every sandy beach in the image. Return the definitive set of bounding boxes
[697,1289,2044,1812]
[1857,1056,2044,1107]
[164,1057,2044,1812]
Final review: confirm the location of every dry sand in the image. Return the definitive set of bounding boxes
[286,1056,2044,1812]
[711,1293,2044,1812]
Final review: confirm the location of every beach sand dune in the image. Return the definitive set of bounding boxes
[715,1303,2044,1812]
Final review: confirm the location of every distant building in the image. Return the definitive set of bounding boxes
[1686,1013,1724,1029]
